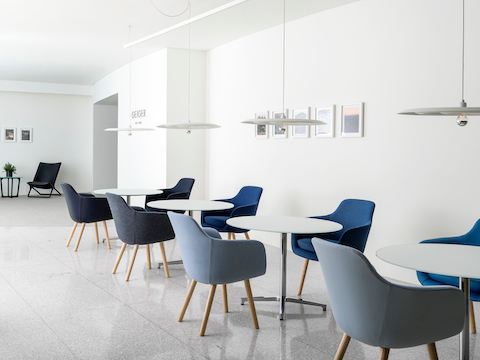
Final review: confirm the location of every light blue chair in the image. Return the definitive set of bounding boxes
[312,239,465,360]
[168,211,266,336]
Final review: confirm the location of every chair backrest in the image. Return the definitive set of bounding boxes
[106,193,135,244]
[34,162,61,184]
[462,219,480,245]
[170,178,195,195]
[168,212,214,284]
[231,186,263,208]
[61,183,81,222]
[312,239,392,346]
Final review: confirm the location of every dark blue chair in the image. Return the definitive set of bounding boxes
[200,186,263,239]
[61,183,113,252]
[292,199,375,296]
[28,162,62,198]
[417,219,480,334]
[145,178,195,212]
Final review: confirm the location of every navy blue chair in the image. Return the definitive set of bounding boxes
[107,193,175,281]
[292,199,375,296]
[417,219,480,334]
[200,186,263,240]
[61,183,113,251]
[145,178,195,212]
[28,162,62,197]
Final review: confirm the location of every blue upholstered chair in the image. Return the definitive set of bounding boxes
[291,199,375,296]
[200,186,263,240]
[107,193,175,281]
[145,178,195,212]
[417,219,480,334]
[28,162,62,197]
[312,239,464,360]
[62,183,113,251]
[168,212,266,336]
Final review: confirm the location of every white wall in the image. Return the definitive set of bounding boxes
[206,0,480,282]
[0,91,93,194]
[93,100,118,189]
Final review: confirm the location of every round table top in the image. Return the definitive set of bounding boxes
[376,243,480,279]
[147,199,234,211]
[93,188,163,196]
[227,215,342,234]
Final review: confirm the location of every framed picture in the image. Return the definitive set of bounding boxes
[20,128,33,142]
[313,106,335,138]
[2,128,16,142]
[254,112,269,139]
[290,108,310,138]
[270,110,288,139]
[341,103,364,138]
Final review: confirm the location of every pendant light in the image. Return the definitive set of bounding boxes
[242,0,325,126]
[399,0,480,126]
[156,1,220,133]
[105,25,155,135]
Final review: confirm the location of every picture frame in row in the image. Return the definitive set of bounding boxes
[254,103,364,139]
[2,127,33,143]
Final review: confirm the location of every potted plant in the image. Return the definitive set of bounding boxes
[3,163,16,177]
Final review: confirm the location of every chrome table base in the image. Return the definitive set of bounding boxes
[460,277,470,360]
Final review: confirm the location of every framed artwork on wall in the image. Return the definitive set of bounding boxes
[20,128,33,142]
[341,103,364,138]
[271,110,288,139]
[313,106,335,138]
[2,128,16,143]
[254,112,269,139]
[291,108,310,138]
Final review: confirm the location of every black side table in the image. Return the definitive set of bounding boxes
[0,177,21,198]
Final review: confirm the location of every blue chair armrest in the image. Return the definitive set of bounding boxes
[230,203,258,217]
[166,191,191,200]
[421,236,469,245]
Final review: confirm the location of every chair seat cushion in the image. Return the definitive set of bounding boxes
[28,181,51,187]
[203,215,229,228]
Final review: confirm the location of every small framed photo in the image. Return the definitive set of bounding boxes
[313,106,335,138]
[341,103,364,138]
[290,108,310,138]
[20,128,33,142]
[271,110,288,139]
[254,112,269,139]
[2,128,16,143]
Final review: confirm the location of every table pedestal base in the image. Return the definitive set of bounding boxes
[460,277,470,360]
[241,296,326,319]
[156,259,183,269]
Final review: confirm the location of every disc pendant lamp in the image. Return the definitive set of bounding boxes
[242,0,325,126]
[105,26,155,135]
[399,0,480,125]
[156,1,220,133]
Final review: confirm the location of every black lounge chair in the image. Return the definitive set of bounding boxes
[27,162,62,198]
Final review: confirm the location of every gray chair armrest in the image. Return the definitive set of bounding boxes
[203,227,222,239]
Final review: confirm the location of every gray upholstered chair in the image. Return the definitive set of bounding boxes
[312,239,465,360]
[107,193,175,281]
[168,211,266,336]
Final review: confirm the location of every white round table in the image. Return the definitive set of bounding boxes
[147,199,233,217]
[227,215,342,320]
[377,244,480,360]
[93,188,163,205]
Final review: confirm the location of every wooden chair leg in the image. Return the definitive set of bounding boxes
[222,284,229,313]
[103,221,111,250]
[200,284,217,336]
[74,223,86,252]
[112,244,127,274]
[244,279,259,329]
[146,244,152,270]
[427,343,438,360]
[125,245,139,281]
[470,300,477,334]
[66,222,78,247]
[227,233,232,240]
[245,232,251,240]
[179,280,197,321]
[334,334,351,360]
[159,242,170,278]
[297,259,309,296]
[94,222,100,245]
[380,348,390,360]
[231,233,236,240]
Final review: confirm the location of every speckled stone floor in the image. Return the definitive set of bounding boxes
[0,197,477,359]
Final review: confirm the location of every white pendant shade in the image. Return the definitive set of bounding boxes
[156,122,220,130]
[242,118,325,126]
[399,107,480,116]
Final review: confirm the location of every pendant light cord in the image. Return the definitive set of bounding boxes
[187,1,191,124]
[128,25,133,128]
[282,0,286,117]
[461,0,465,103]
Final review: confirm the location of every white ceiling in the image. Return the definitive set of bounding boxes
[0,0,357,85]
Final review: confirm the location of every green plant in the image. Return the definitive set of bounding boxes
[3,162,16,174]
